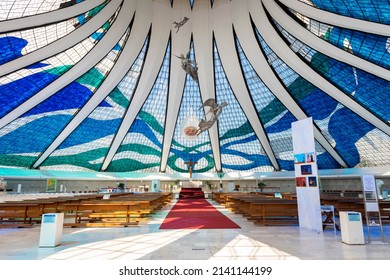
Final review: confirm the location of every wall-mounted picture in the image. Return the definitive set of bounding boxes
[308,176,317,187]
[294,153,305,164]
[46,178,57,192]
[306,152,315,163]
[301,164,312,175]
[296,177,306,187]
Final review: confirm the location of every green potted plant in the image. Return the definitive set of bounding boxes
[257,182,266,192]
[118,183,125,192]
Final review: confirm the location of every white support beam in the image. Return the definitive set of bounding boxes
[0,0,134,130]
[263,0,390,81]
[278,0,390,37]
[192,0,222,172]
[250,0,390,136]
[0,0,107,33]
[0,0,123,78]
[33,1,150,169]
[231,0,347,168]
[101,0,172,171]
[159,0,191,173]
[213,0,280,171]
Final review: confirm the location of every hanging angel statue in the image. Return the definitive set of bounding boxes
[173,17,189,33]
[175,51,199,83]
[196,98,228,135]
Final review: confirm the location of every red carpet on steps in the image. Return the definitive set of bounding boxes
[159,199,241,229]
[179,187,205,199]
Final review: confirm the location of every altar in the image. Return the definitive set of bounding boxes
[179,181,212,199]
[182,180,202,189]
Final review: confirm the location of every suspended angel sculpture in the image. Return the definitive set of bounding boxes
[197,98,228,135]
[173,17,189,33]
[175,51,199,83]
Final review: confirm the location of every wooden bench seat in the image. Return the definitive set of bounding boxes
[0,192,172,228]
[214,192,390,227]
[213,193,299,226]
[0,223,34,228]
[60,202,140,227]
[59,193,172,227]
[245,200,298,225]
[212,193,299,226]
[0,203,42,225]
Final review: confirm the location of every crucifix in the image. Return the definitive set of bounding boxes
[184,159,197,179]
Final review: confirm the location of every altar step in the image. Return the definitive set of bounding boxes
[179,187,205,199]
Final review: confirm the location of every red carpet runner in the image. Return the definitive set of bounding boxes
[159,199,241,229]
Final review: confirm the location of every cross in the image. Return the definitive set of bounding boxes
[184,159,197,179]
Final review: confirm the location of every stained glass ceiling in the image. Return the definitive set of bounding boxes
[0,0,389,176]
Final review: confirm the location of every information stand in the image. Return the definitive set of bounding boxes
[361,175,385,243]
[39,213,64,247]
[339,211,365,245]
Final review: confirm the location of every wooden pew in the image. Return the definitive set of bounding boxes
[0,203,41,227]
[59,193,173,227]
[60,202,143,227]
[0,192,173,228]
[227,196,298,225]
[379,200,390,223]
[213,193,299,226]
[248,200,299,225]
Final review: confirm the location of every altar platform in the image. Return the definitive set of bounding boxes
[179,187,205,199]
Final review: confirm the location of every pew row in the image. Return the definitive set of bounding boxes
[212,192,390,226]
[61,193,172,227]
[0,192,172,228]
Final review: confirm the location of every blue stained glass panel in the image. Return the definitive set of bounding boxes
[274,22,390,122]
[0,37,28,65]
[0,115,72,154]
[329,27,390,70]
[256,29,387,168]
[235,36,296,170]
[23,79,102,117]
[0,27,126,171]
[316,142,341,169]
[214,41,273,172]
[56,36,148,151]
[292,14,390,70]
[0,3,107,64]
[0,72,59,118]
[0,17,115,119]
[306,0,390,24]
[40,30,136,171]
[108,41,171,172]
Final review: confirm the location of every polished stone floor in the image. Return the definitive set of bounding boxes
[0,199,389,260]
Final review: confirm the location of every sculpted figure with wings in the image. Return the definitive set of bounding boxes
[175,51,199,83]
[173,17,189,33]
[197,98,228,135]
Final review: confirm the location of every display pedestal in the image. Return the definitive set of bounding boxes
[39,213,64,247]
[339,211,365,245]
